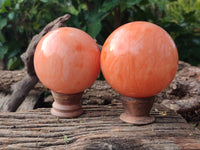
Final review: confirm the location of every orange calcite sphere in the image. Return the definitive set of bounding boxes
[34,27,100,94]
[101,21,178,98]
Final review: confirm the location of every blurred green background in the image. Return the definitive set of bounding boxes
[0,0,200,70]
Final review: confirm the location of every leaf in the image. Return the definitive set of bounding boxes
[7,48,20,58]
[7,57,21,70]
[33,22,40,30]
[125,0,142,6]
[8,12,15,20]
[71,0,78,9]
[0,30,5,42]
[0,43,8,59]
[1,0,11,7]
[31,6,38,16]
[14,3,20,10]
[0,0,11,13]
[100,0,120,13]
[0,0,6,7]
[40,0,49,3]
[18,0,24,3]
[0,18,7,30]
[87,19,102,38]
[64,135,69,144]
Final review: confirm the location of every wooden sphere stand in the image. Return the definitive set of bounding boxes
[51,91,83,118]
[120,96,155,125]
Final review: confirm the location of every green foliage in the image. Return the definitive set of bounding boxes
[0,0,200,70]
[166,0,200,24]
[163,0,200,65]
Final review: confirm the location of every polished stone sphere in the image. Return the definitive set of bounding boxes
[101,21,178,98]
[34,27,100,94]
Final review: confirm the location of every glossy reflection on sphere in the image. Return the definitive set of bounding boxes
[34,27,100,94]
[101,21,178,98]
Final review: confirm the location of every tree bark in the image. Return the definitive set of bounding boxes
[4,14,71,112]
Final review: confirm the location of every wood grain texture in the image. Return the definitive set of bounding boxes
[0,103,199,150]
[0,91,41,112]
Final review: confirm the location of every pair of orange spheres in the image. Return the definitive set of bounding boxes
[34,21,178,98]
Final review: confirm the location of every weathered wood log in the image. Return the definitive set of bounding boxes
[0,91,41,112]
[0,70,25,93]
[0,104,200,149]
[4,75,39,112]
[1,61,199,114]
[159,61,200,122]
[0,70,48,92]
[4,14,71,112]
[16,91,42,112]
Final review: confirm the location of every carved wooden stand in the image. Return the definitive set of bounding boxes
[120,96,155,125]
[51,91,83,118]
